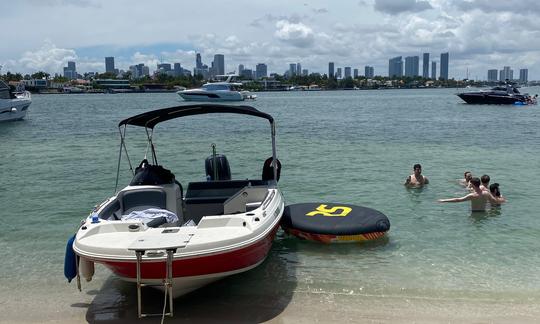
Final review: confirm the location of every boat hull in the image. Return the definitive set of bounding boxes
[457,93,525,105]
[178,91,245,102]
[98,222,280,297]
[0,97,31,122]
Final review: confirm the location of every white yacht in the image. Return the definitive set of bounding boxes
[177,75,256,102]
[0,80,32,122]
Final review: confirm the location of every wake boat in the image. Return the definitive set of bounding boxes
[177,75,256,102]
[67,104,283,317]
[0,80,32,122]
[457,84,536,105]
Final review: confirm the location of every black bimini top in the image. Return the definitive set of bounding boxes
[118,104,273,129]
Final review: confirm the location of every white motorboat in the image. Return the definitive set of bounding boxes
[177,75,256,101]
[0,80,32,122]
[66,104,283,317]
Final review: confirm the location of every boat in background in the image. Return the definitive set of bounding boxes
[67,104,283,317]
[177,75,256,101]
[0,80,32,122]
[457,84,537,105]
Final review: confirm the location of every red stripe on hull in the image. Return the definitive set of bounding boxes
[102,224,280,279]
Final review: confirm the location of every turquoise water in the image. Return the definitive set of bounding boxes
[1,89,540,320]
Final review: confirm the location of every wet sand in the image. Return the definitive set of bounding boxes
[1,268,539,324]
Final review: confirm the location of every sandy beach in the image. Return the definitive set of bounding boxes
[1,267,539,324]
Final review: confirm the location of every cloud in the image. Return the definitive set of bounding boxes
[18,40,78,74]
[453,0,540,14]
[374,0,433,15]
[274,20,315,47]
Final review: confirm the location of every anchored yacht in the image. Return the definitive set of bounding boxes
[177,75,256,101]
[0,80,31,122]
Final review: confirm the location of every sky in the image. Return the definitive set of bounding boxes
[1,0,539,80]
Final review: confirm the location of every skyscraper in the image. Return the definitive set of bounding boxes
[63,61,77,79]
[519,69,528,83]
[353,68,359,78]
[336,68,342,79]
[344,67,351,78]
[105,57,115,74]
[213,54,225,76]
[389,56,403,77]
[440,52,449,80]
[328,62,335,78]
[487,69,498,82]
[196,53,203,69]
[431,61,437,80]
[238,64,244,74]
[256,63,267,79]
[296,63,302,76]
[404,56,419,77]
[289,63,296,76]
[365,66,374,78]
[422,53,429,78]
[499,66,513,81]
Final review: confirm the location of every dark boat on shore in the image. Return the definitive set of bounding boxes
[457,84,536,105]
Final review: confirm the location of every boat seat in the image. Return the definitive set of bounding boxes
[184,180,268,223]
[99,199,121,220]
[121,189,167,214]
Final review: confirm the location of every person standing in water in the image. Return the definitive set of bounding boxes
[404,164,429,187]
[438,177,506,211]
[459,171,473,188]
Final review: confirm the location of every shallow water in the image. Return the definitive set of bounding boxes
[1,88,540,321]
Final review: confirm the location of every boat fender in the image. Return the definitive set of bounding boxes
[64,235,77,282]
[79,257,95,282]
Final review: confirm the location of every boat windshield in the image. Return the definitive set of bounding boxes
[203,84,232,91]
[0,80,12,99]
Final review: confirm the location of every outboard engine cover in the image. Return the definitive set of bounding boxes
[205,154,231,180]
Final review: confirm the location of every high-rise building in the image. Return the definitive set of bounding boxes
[353,69,359,78]
[238,64,244,74]
[499,66,513,81]
[328,62,335,78]
[173,63,182,76]
[63,61,77,79]
[213,54,225,76]
[255,63,267,79]
[129,63,149,79]
[422,53,429,78]
[440,52,449,80]
[196,53,203,69]
[240,68,253,79]
[344,67,351,78]
[431,61,437,79]
[365,66,374,78]
[389,56,403,78]
[105,57,115,74]
[289,63,296,76]
[519,69,528,83]
[404,56,419,77]
[296,63,302,76]
[487,69,498,82]
[336,68,342,79]
[302,69,308,76]
[157,63,171,71]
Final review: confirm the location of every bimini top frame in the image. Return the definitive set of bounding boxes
[114,104,278,192]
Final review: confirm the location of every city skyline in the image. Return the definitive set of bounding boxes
[1,1,540,80]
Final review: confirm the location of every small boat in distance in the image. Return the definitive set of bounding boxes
[457,83,537,105]
[0,80,32,122]
[177,75,257,102]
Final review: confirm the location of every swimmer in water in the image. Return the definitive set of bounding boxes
[404,163,429,187]
[438,177,506,211]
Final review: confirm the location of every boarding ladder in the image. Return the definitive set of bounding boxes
[128,230,192,318]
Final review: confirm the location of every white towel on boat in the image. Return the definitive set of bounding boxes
[121,208,178,224]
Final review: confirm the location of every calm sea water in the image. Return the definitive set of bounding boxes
[1,88,540,320]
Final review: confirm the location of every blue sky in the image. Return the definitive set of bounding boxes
[1,0,540,80]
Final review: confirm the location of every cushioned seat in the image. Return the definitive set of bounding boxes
[122,189,167,214]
